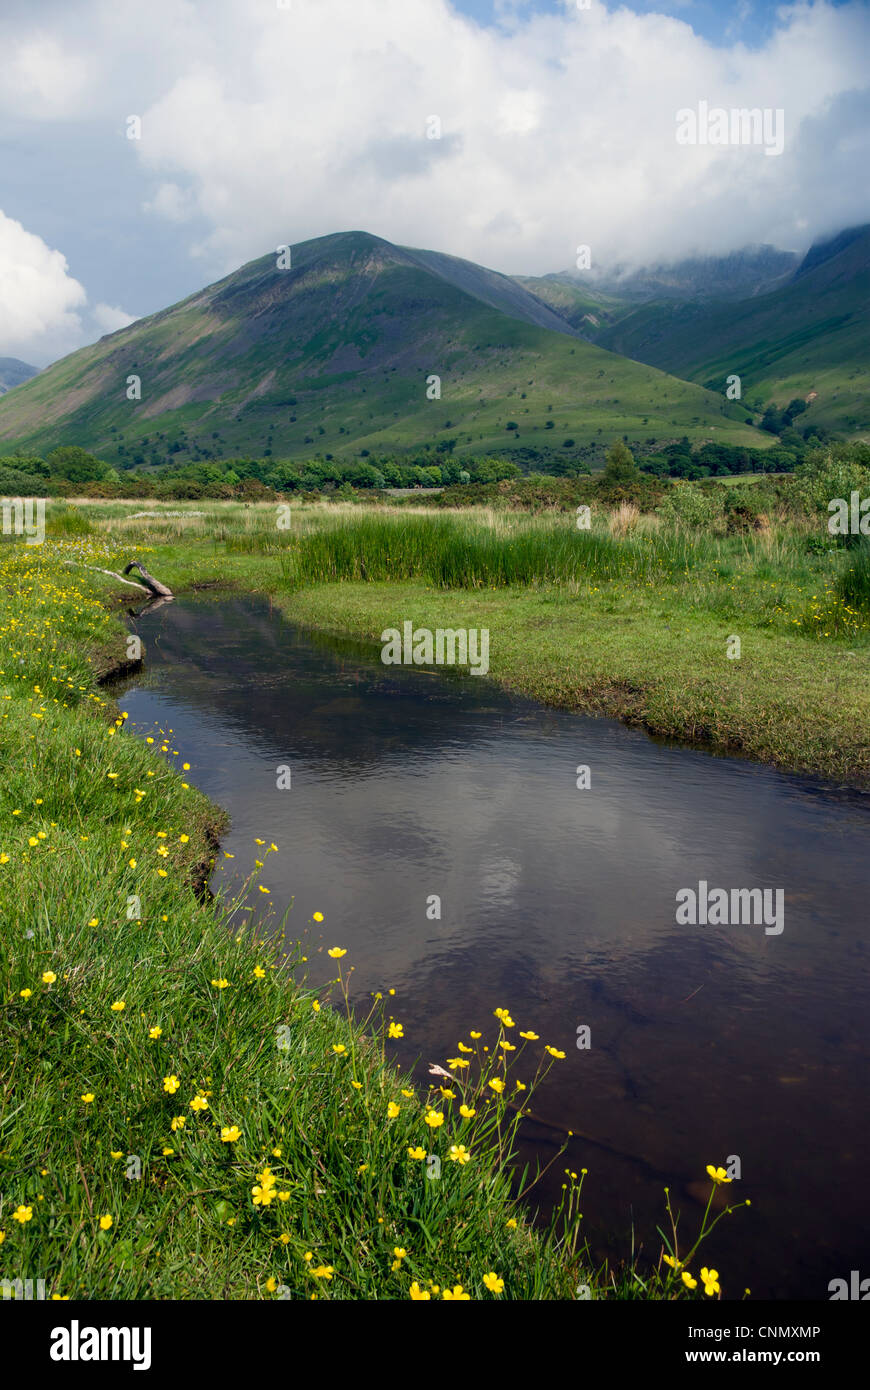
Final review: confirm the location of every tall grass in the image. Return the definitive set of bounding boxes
[278,513,697,589]
[837,542,870,612]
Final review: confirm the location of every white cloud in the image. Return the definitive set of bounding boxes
[0,211,136,365]
[0,0,869,298]
[0,210,87,363]
[128,0,870,274]
[92,302,138,334]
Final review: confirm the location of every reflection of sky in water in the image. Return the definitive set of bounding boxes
[121,596,870,1298]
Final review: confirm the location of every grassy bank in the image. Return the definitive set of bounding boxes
[1,539,748,1299]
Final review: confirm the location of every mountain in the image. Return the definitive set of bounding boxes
[0,358,39,395]
[586,227,870,434]
[577,245,800,302]
[0,231,766,465]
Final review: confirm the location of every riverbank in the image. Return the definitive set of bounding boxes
[71,499,870,787]
[3,539,750,1300]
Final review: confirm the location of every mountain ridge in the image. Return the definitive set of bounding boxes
[0,230,765,464]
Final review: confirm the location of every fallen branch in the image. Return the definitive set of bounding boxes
[63,561,148,593]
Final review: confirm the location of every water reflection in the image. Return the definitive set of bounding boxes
[120,595,870,1299]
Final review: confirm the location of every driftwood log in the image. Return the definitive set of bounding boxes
[123,561,173,597]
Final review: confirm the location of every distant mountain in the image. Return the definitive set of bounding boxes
[583,245,800,302]
[0,358,39,395]
[0,231,765,464]
[589,225,870,434]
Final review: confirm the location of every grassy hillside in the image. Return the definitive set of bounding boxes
[593,227,870,436]
[0,232,767,466]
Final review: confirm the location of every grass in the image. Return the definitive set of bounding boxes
[0,537,750,1300]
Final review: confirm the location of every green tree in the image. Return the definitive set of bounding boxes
[602,440,639,483]
[46,446,111,484]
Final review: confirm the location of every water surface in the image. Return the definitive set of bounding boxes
[121,594,870,1299]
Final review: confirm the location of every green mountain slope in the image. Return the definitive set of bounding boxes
[591,227,870,435]
[0,231,767,464]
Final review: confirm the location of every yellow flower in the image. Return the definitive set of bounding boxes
[170,1115,186,1132]
[387,1022,404,1039]
[407,1147,427,1160]
[424,1109,444,1128]
[148,1026,162,1039]
[265,1277,278,1293]
[663,1254,682,1270]
[162,1147,174,1157]
[110,1151,123,1160]
[494,1008,515,1027]
[327,947,346,959]
[700,1267,721,1297]
[13,1206,33,1224]
[252,1185,276,1206]
[211,978,229,990]
[519,1030,539,1040]
[221,1126,241,1143]
[446,1058,469,1069]
[469,1031,482,1039]
[483,1272,504,1294]
[409,1282,431,1300]
[313,912,324,922]
[163,1075,180,1094]
[448,1145,471,1164]
[387,1101,400,1119]
[279,1233,291,1245]
[253,966,266,979]
[189,1095,209,1112]
[41,971,57,985]
[81,1093,95,1104]
[705,1165,732,1185]
[332,1044,347,1056]
[506,1218,517,1229]
[88,918,99,927]
[458,1104,476,1119]
[488,1078,505,1094]
[681,1271,698,1290]
[443,1284,471,1300]
[110,1000,126,1012]
[439,1087,455,1099]
[312,1266,334,1280]
[99,1214,113,1231]
[545,1046,566,1059]
[19,989,32,999]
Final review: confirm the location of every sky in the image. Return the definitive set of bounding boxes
[0,0,868,366]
